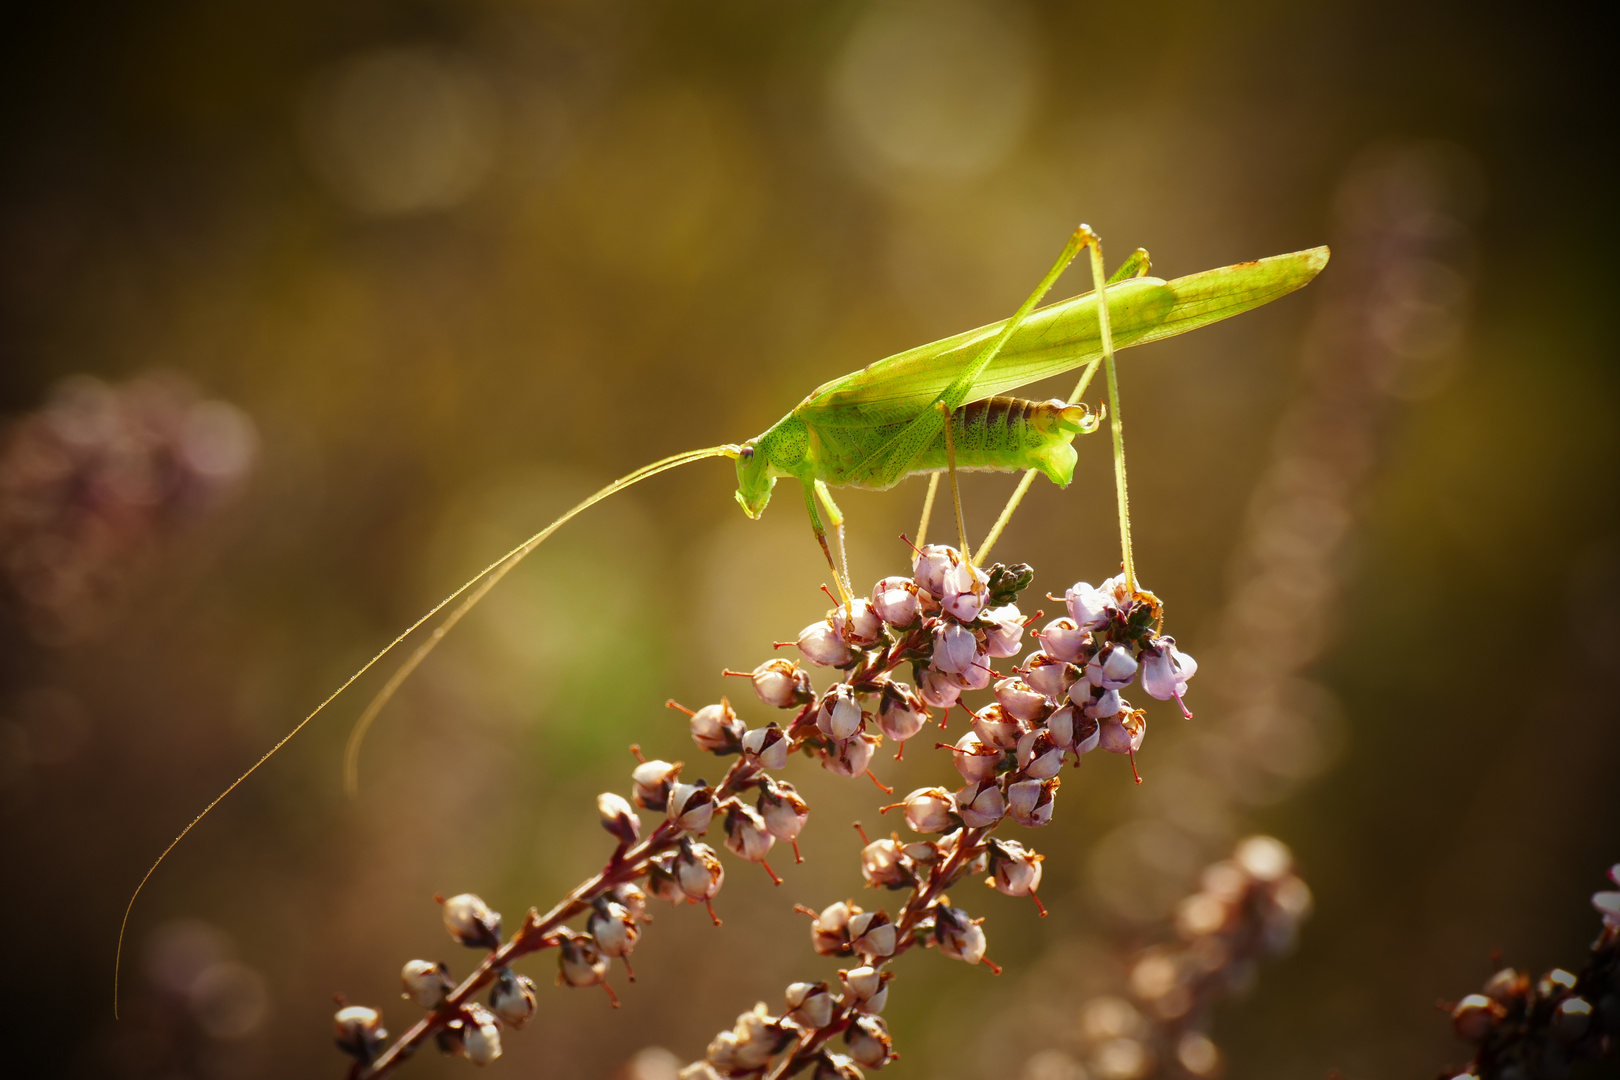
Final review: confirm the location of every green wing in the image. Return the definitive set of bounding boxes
[799,246,1329,428]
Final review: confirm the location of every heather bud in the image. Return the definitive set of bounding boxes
[981,604,1026,658]
[833,598,885,648]
[785,980,836,1029]
[1015,729,1064,780]
[587,896,641,960]
[994,677,1048,723]
[876,681,929,744]
[757,778,810,844]
[401,959,452,1009]
[950,731,1002,784]
[722,799,777,864]
[1065,581,1115,630]
[1023,652,1079,702]
[1006,776,1058,827]
[442,893,502,950]
[557,931,609,989]
[463,1003,502,1065]
[840,965,892,1013]
[667,779,718,834]
[742,723,790,770]
[334,1005,388,1062]
[912,544,958,598]
[872,576,921,627]
[810,900,858,955]
[942,559,989,621]
[825,732,879,779]
[489,969,537,1029]
[860,837,915,889]
[748,658,813,708]
[631,758,681,811]
[985,838,1044,897]
[970,703,1022,750]
[954,778,1006,828]
[689,699,746,755]
[800,620,856,667]
[1086,642,1139,690]
[916,664,962,709]
[930,905,987,965]
[898,786,956,833]
[931,621,978,674]
[845,1014,895,1068]
[598,792,641,845]
[848,909,897,959]
[675,837,726,901]
[816,683,865,742]
[1040,617,1091,664]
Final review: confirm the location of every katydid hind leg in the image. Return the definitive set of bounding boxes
[803,478,852,602]
[940,403,971,563]
[916,471,940,548]
[814,478,855,602]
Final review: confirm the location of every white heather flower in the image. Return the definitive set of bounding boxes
[981,604,1026,658]
[799,619,855,667]
[985,838,1044,897]
[1015,729,1064,780]
[876,681,929,744]
[1039,617,1091,664]
[899,786,956,833]
[930,905,987,965]
[970,703,1022,750]
[833,598,885,648]
[1140,635,1199,717]
[645,853,685,905]
[816,683,865,741]
[688,699,746,754]
[587,897,641,961]
[809,901,857,955]
[597,791,641,845]
[557,932,609,989]
[911,543,958,598]
[859,837,915,889]
[785,980,836,1029]
[950,730,1001,784]
[845,1013,894,1067]
[333,1004,387,1062]
[1065,581,1116,630]
[721,1004,792,1070]
[667,779,717,834]
[916,664,962,708]
[931,621,977,674]
[610,882,647,924]
[994,677,1048,723]
[954,778,1006,828]
[816,1052,866,1080]
[462,1004,502,1066]
[847,909,897,959]
[1086,642,1139,690]
[441,893,502,950]
[840,966,891,1012]
[1006,777,1058,827]
[742,723,790,770]
[757,778,810,845]
[400,959,452,1009]
[1023,651,1079,702]
[824,732,878,778]
[722,799,777,864]
[872,575,921,627]
[675,838,725,901]
[630,758,681,811]
[489,969,537,1029]
[747,657,810,708]
[942,558,989,621]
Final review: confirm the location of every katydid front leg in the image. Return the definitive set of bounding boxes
[801,477,853,603]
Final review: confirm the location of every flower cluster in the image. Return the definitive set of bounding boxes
[1444,863,1619,1080]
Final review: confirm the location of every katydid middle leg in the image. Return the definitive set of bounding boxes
[802,478,853,603]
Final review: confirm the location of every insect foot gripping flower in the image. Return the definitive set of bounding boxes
[440,893,502,950]
[598,791,642,846]
[785,980,837,1028]
[845,1014,896,1068]
[489,968,537,1029]
[334,1004,388,1063]
[401,959,453,1009]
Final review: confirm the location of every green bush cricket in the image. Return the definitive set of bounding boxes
[114,225,1328,1012]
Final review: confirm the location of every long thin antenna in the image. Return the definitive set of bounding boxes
[114,443,738,1018]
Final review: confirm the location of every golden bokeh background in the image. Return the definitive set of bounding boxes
[0,1,1614,1078]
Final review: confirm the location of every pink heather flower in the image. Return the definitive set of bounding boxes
[667,779,718,834]
[675,838,725,901]
[1039,617,1091,664]
[1015,729,1064,780]
[950,731,1001,783]
[798,620,855,667]
[756,778,809,844]
[930,905,987,965]
[815,683,865,742]
[931,621,978,674]
[1140,635,1198,717]
[596,792,641,844]
[824,732,879,778]
[747,658,809,708]
[941,559,989,622]
[586,898,641,961]
[871,575,921,627]
[859,838,915,889]
[1024,651,1079,702]
[995,676,1048,722]
[948,649,994,691]
[721,799,777,863]
[970,703,1022,750]
[785,981,835,1029]
[845,1014,895,1068]
[1072,683,1122,720]
[689,700,745,754]
[898,786,956,833]
[1098,712,1145,755]
[911,543,958,598]
[982,604,1026,658]
[953,778,1006,828]
[809,900,857,956]
[741,723,790,770]
[630,758,680,811]
[986,838,1044,897]
[557,931,610,988]
[1006,777,1058,827]
[848,909,897,959]
[876,681,929,744]
[833,598,885,648]
[1085,641,1139,690]
[441,893,502,949]
[1064,581,1116,630]
[840,965,891,1013]
[1594,890,1620,931]
[916,664,962,709]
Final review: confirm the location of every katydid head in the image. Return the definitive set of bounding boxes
[735,415,809,519]
[734,439,776,518]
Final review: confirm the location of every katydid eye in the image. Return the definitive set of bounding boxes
[741,446,754,460]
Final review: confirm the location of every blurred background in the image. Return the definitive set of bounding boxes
[0,1,1615,1077]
